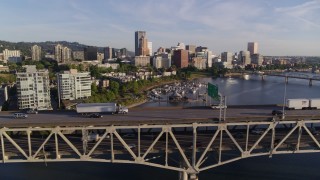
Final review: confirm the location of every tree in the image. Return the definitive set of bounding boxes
[91,83,98,95]
[132,81,139,94]
[109,81,120,96]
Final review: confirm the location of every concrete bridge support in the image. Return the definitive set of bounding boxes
[179,172,199,180]
[179,171,188,180]
[309,79,312,86]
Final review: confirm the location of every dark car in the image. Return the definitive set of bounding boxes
[89,113,103,118]
[272,110,283,116]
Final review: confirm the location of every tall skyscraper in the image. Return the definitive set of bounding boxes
[135,31,146,56]
[84,46,98,61]
[16,65,51,110]
[54,44,71,63]
[104,46,113,60]
[247,42,258,55]
[138,35,149,56]
[31,45,41,61]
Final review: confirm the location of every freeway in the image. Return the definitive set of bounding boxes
[1,105,320,127]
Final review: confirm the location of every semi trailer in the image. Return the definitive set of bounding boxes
[76,103,128,115]
[286,98,320,110]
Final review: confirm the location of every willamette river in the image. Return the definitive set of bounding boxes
[1,74,320,180]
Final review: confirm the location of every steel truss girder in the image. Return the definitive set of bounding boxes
[0,119,320,174]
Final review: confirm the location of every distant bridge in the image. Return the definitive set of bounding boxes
[260,72,320,86]
[1,118,320,180]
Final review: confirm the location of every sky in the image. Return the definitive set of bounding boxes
[1,0,320,56]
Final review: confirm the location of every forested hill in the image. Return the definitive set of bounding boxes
[0,40,103,56]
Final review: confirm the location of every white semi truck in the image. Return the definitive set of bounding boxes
[286,98,320,110]
[76,103,128,115]
[309,99,320,109]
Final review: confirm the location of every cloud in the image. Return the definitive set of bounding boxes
[274,0,320,28]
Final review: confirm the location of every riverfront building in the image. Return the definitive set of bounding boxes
[221,52,233,66]
[16,65,52,110]
[172,49,188,68]
[57,69,91,100]
[251,54,264,66]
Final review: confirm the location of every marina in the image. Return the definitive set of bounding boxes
[147,80,210,104]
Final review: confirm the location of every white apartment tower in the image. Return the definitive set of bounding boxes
[16,65,52,110]
[57,69,91,100]
[31,45,42,61]
[55,44,71,63]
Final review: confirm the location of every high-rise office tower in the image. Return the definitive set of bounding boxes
[135,31,146,56]
[247,42,258,55]
[104,46,113,60]
[31,45,42,61]
[138,35,149,56]
[16,65,52,110]
[84,46,98,61]
[239,50,251,65]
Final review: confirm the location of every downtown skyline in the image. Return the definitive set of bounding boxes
[1,0,320,56]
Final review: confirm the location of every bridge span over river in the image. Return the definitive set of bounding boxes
[1,106,320,180]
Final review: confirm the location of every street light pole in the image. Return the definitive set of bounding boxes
[282,75,287,119]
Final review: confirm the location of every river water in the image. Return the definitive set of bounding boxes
[1,74,320,180]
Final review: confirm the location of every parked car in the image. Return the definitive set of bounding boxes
[13,113,28,119]
[272,110,283,116]
[89,113,103,118]
[27,109,38,114]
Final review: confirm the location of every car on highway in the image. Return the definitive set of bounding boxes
[13,113,28,119]
[272,110,283,116]
[89,113,103,118]
[250,129,264,135]
[211,104,227,109]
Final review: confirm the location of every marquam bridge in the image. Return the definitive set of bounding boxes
[1,107,320,180]
[227,71,320,86]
